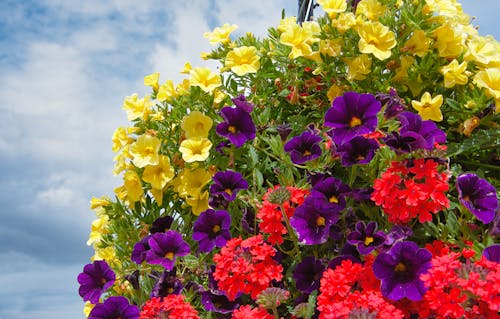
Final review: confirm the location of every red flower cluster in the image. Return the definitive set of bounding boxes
[371,158,450,224]
[317,259,404,319]
[213,235,283,301]
[230,305,274,319]
[257,186,309,244]
[139,295,200,319]
[420,251,500,318]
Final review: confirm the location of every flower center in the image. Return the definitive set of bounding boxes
[195,122,204,131]
[164,252,175,260]
[394,262,407,272]
[463,195,470,202]
[224,188,233,195]
[212,224,221,233]
[316,216,326,226]
[144,146,155,156]
[228,125,237,134]
[303,150,312,156]
[364,236,374,246]
[356,154,365,161]
[350,116,362,127]
[329,195,338,203]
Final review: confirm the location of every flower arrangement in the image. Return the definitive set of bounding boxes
[78,0,500,318]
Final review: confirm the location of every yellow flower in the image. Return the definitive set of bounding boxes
[129,134,161,168]
[111,127,134,153]
[181,110,213,139]
[122,93,152,121]
[403,30,431,57]
[411,92,444,122]
[179,138,212,163]
[356,0,387,21]
[425,0,468,23]
[143,72,160,92]
[142,155,175,190]
[150,188,165,206]
[175,168,212,198]
[157,80,177,102]
[358,21,396,60]
[186,191,209,216]
[113,146,132,176]
[189,67,221,93]
[213,89,227,106]
[90,196,111,211]
[122,170,143,203]
[432,23,463,58]
[280,23,318,59]
[319,39,342,57]
[440,59,469,88]
[203,23,238,46]
[181,62,192,74]
[331,12,356,34]
[473,68,500,101]
[277,16,297,33]
[225,46,261,76]
[327,84,344,102]
[465,35,500,67]
[83,302,95,317]
[86,216,109,246]
[317,0,347,18]
[344,54,372,81]
[92,246,120,267]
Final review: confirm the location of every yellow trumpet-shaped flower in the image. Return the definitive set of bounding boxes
[112,146,132,176]
[143,72,160,92]
[344,54,372,81]
[277,16,297,33]
[411,92,444,122]
[186,191,209,216]
[122,93,153,121]
[280,23,319,59]
[181,110,213,139]
[179,138,212,163]
[83,302,95,317]
[111,127,134,153]
[122,169,143,203]
[331,12,356,34]
[129,134,161,168]
[440,59,469,88]
[225,46,261,76]
[86,216,109,246]
[474,68,500,104]
[189,67,221,93]
[403,30,431,57]
[90,196,111,211]
[465,35,500,67]
[157,80,177,102]
[174,168,212,199]
[356,0,387,21]
[317,0,347,18]
[432,23,463,59]
[203,23,238,46]
[358,21,396,60]
[142,155,175,190]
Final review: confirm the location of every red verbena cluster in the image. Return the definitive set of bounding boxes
[371,158,450,224]
[257,185,309,245]
[139,295,200,319]
[212,235,283,301]
[230,305,274,319]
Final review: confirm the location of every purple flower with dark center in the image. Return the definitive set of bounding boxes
[324,91,381,145]
[216,106,256,148]
[201,290,240,314]
[78,260,116,304]
[146,231,190,270]
[232,94,254,112]
[88,296,139,319]
[290,196,339,245]
[310,176,350,212]
[210,170,248,202]
[373,241,432,301]
[209,193,229,209]
[276,123,293,141]
[347,221,386,255]
[375,88,406,119]
[336,136,379,166]
[457,173,498,224]
[131,235,151,264]
[241,206,256,234]
[151,269,183,297]
[149,216,174,234]
[483,244,500,263]
[383,225,413,251]
[125,270,140,290]
[390,111,446,151]
[284,130,323,164]
[192,209,231,252]
[293,256,325,293]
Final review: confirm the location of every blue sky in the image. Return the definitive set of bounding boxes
[0,1,498,318]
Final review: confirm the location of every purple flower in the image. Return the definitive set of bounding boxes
[192,209,231,252]
[78,260,116,304]
[284,130,323,164]
[373,241,432,301]
[210,170,248,202]
[201,290,240,314]
[151,269,183,297]
[336,136,379,166]
[231,94,254,112]
[375,88,406,119]
[293,256,325,293]
[324,91,381,145]
[241,206,256,234]
[89,296,139,319]
[347,221,386,255]
[483,244,500,263]
[310,176,350,212]
[216,106,256,148]
[290,196,339,245]
[149,216,174,234]
[276,123,293,141]
[146,231,190,270]
[457,173,498,224]
[131,235,151,264]
[328,243,362,270]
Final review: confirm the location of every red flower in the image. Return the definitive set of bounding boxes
[139,295,200,319]
[230,305,274,319]
[213,235,283,301]
[371,158,450,224]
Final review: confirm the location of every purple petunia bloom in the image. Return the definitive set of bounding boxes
[88,296,139,319]
[149,216,174,234]
[456,173,498,224]
[336,136,379,167]
[290,196,339,245]
[131,235,151,264]
[192,209,231,252]
[347,221,386,255]
[216,105,256,148]
[151,269,183,297]
[284,130,323,165]
[328,243,362,270]
[293,256,325,293]
[483,244,500,263]
[201,290,240,314]
[146,231,190,270]
[324,91,381,145]
[373,241,432,301]
[310,176,350,212]
[375,88,406,119]
[276,123,293,141]
[241,206,256,234]
[78,260,116,304]
[210,170,249,202]
[232,94,254,113]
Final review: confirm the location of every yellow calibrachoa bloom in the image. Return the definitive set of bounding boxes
[432,23,463,58]
[113,146,132,176]
[143,72,160,92]
[129,134,161,168]
[92,246,120,267]
[86,216,109,246]
[157,80,177,102]
[411,92,444,122]
[203,23,238,46]
[331,12,356,34]
[277,16,297,33]
[122,93,153,121]
[189,67,221,93]
[317,0,347,18]
[403,30,431,57]
[112,127,134,153]
[356,0,387,21]
[179,138,212,163]
[181,62,192,74]
[225,46,261,76]
[440,59,469,88]
[473,68,500,110]
[280,23,319,59]
[142,155,175,190]
[181,110,213,139]
[90,196,111,211]
[344,54,372,81]
[465,35,500,67]
[319,39,342,57]
[186,191,209,216]
[357,21,396,60]
[122,169,144,203]
[174,168,212,198]
[83,302,95,317]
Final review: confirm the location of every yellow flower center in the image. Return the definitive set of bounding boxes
[303,150,312,156]
[195,122,205,131]
[228,125,237,134]
[212,225,221,233]
[224,188,233,195]
[364,236,374,246]
[329,195,338,203]
[316,216,326,226]
[356,154,365,161]
[144,146,155,155]
[165,252,175,260]
[394,262,406,272]
[350,116,362,127]
[463,195,470,202]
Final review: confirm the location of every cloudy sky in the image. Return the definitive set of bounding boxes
[0,1,498,318]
